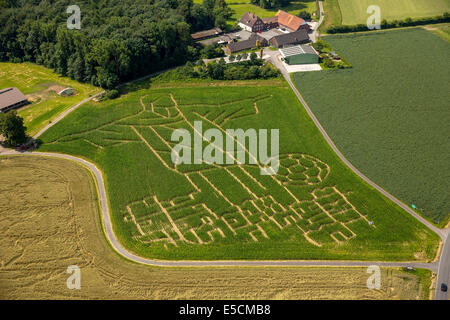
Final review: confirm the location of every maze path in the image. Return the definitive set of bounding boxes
[49,91,374,248]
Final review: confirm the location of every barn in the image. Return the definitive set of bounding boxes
[275,10,310,32]
[269,29,310,48]
[279,45,319,65]
[238,12,265,32]
[0,87,28,113]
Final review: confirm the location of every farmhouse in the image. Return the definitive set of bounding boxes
[280,45,319,65]
[225,34,267,54]
[0,87,28,113]
[191,27,223,41]
[275,10,310,32]
[269,29,310,48]
[238,12,265,32]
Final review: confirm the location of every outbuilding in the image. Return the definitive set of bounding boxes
[269,29,310,48]
[0,87,28,113]
[225,34,267,54]
[279,45,319,65]
[191,27,223,41]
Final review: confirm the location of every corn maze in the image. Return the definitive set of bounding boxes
[45,88,374,250]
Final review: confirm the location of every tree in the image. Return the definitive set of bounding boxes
[229,55,235,62]
[0,111,27,147]
[250,0,291,9]
[207,61,224,79]
[297,11,311,20]
[323,57,335,68]
[201,43,224,59]
[106,89,120,99]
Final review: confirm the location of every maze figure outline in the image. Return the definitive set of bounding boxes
[47,91,375,248]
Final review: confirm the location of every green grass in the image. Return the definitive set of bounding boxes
[229,1,317,20]
[338,0,450,25]
[292,28,450,224]
[320,0,343,32]
[0,62,100,136]
[198,0,318,27]
[38,75,439,261]
[400,267,433,299]
[426,23,450,42]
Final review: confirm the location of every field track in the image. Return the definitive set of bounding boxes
[0,149,444,270]
[33,92,105,139]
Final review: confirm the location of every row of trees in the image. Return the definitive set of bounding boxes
[327,13,450,34]
[178,55,280,81]
[0,0,233,89]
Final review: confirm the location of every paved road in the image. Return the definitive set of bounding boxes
[435,232,450,299]
[311,0,324,42]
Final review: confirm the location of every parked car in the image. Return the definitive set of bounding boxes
[441,283,448,292]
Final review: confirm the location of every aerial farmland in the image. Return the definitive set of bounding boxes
[0,0,449,307]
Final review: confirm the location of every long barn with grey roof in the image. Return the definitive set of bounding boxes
[225,34,267,54]
[0,87,28,113]
[269,29,310,48]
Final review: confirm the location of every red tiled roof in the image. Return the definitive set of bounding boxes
[275,10,306,31]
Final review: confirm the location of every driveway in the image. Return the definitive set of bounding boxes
[227,30,252,41]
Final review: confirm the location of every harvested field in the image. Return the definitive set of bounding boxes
[38,80,439,261]
[0,155,430,299]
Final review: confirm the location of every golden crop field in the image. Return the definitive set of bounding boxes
[0,155,430,299]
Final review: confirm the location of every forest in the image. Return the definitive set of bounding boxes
[0,0,233,88]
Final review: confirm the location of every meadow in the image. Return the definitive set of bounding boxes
[426,22,450,42]
[38,76,439,261]
[292,28,450,225]
[228,1,317,21]
[0,62,99,136]
[0,157,431,299]
[320,0,342,32]
[338,0,450,25]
